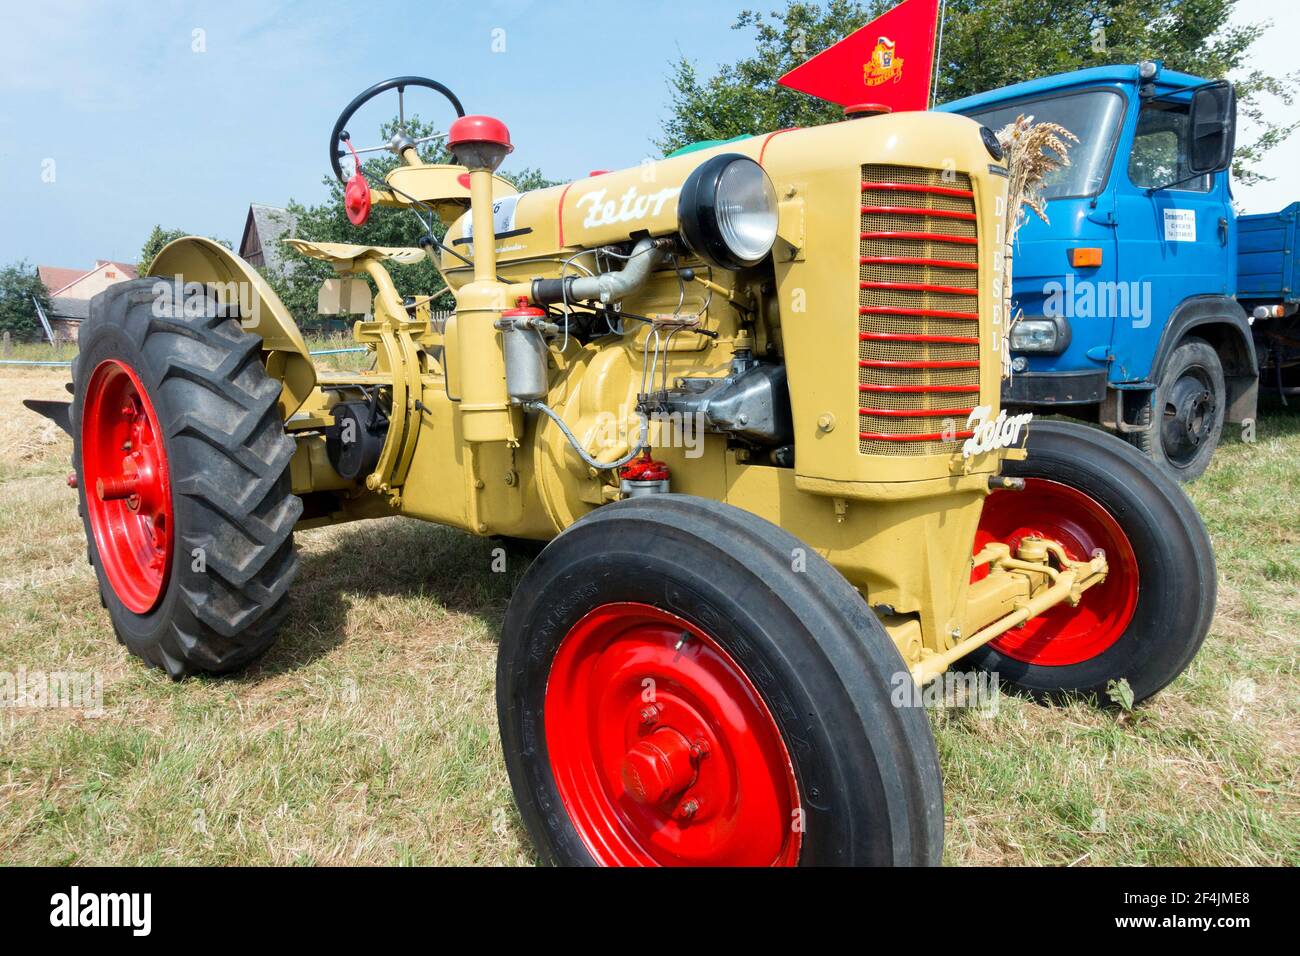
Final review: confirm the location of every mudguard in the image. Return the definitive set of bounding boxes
[147,237,316,418]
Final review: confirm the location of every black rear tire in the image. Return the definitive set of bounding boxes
[497,494,944,867]
[72,278,301,678]
[969,420,1215,704]
[1128,337,1225,482]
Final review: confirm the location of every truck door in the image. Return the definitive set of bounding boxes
[1112,93,1234,383]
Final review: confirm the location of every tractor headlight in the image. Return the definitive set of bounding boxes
[1009,316,1070,354]
[678,154,778,271]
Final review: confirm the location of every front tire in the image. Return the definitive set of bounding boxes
[72,279,301,678]
[969,420,1216,704]
[497,495,943,866]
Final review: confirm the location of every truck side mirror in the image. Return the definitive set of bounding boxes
[1188,81,1236,176]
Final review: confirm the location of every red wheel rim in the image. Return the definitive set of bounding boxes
[544,603,802,866]
[81,359,174,614]
[973,479,1139,666]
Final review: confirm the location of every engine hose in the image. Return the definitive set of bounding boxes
[525,400,647,471]
[531,237,673,306]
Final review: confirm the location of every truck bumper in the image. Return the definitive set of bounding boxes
[1003,369,1109,408]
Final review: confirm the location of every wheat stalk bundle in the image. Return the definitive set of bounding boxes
[994,116,1080,377]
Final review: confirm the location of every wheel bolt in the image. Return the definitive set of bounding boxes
[690,739,710,760]
[639,703,662,726]
[97,476,141,501]
[677,799,700,820]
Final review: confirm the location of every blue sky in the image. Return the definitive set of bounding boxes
[2,0,759,268]
[3,0,1297,270]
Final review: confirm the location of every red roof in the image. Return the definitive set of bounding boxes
[37,266,87,294]
[96,260,138,278]
[36,260,138,296]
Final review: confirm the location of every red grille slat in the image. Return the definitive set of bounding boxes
[859,331,979,344]
[859,430,975,442]
[860,255,978,270]
[859,383,980,394]
[859,407,975,418]
[860,280,976,296]
[858,359,979,370]
[860,181,974,198]
[859,305,979,320]
[857,165,980,456]
[860,230,978,245]
[860,205,976,221]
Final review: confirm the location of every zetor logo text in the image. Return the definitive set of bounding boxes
[575,185,680,229]
[961,405,1033,458]
[49,886,151,937]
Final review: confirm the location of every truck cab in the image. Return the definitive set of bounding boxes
[940,63,1254,480]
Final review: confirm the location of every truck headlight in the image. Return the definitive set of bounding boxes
[1009,316,1070,354]
[678,154,778,271]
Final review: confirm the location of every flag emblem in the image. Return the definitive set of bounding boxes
[863,37,904,86]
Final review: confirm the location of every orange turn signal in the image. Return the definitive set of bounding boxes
[1070,247,1103,268]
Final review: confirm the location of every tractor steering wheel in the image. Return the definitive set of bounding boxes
[329,76,466,181]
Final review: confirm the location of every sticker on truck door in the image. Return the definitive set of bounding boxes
[1164,208,1196,242]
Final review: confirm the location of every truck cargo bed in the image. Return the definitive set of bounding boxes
[1237,202,1299,304]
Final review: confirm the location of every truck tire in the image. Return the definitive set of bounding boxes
[497,495,943,867]
[1128,337,1225,481]
[71,278,301,678]
[968,420,1215,705]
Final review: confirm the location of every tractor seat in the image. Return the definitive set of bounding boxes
[282,238,426,267]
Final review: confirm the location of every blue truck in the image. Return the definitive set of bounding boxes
[940,62,1295,480]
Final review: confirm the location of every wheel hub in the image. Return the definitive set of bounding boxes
[620,727,698,805]
[81,360,174,614]
[1162,371,1216,464]
[544,603,801,866]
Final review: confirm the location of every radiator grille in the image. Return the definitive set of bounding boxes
[858,164,981,456]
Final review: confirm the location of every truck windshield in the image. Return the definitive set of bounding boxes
[963,89,1125,200]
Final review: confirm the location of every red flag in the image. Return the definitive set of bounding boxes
[777,0,941,113]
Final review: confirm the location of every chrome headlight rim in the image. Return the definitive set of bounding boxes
[677,154,778,271]
[1009,315,1072,355]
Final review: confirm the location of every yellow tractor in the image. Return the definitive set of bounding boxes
[66,77,1215,865]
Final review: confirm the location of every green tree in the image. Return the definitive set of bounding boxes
[269,116,559,330]
[138,226,189,274]
[137,226,230,277]
[0,261,51,340]
[659,0,1296,184]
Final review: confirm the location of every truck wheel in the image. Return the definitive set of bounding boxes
[969,420,1215,704]
[1129,337,1225,481]
[71,279,301,678]
[497,495,943,866]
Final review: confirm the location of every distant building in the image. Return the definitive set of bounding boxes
[238,204,299,274]
[35,260,138,342]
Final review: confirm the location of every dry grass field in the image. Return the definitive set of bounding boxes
[0,358,1296,866]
